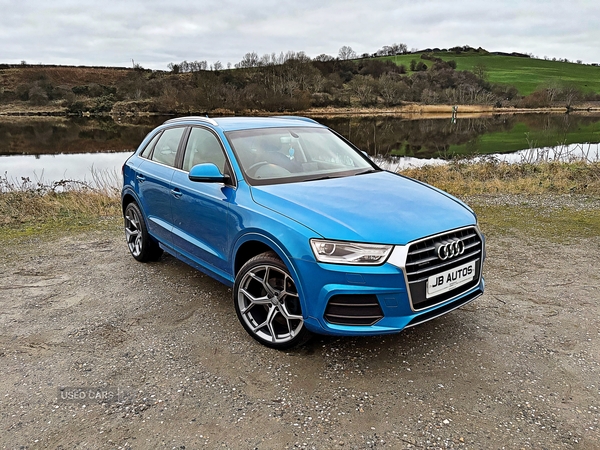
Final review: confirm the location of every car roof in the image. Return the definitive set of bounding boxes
[163,116,324,132]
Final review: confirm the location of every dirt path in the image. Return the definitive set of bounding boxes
[1,219,599,449]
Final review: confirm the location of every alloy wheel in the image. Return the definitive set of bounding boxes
[237,263,304,345]
[124,206,143,257]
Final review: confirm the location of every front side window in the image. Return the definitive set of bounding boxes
[150,127,185,167]
[182,127,227,173]
[226,127,376,185]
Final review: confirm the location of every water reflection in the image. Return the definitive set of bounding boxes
[0,116,166,156]
[318,114,600,158]
[376,142,600,172]
[1,152,131,185]
[1,113,599,185]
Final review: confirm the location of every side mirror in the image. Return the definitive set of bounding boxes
[188,163,229,183]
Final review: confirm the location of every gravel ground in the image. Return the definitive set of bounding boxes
[1,197,599,449]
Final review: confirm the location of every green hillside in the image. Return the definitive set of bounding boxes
[379,52,600,96]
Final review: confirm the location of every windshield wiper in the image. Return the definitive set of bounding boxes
[303,169,378,182]
[353,169,379,176]
[302,175,337,182]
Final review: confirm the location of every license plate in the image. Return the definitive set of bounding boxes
[426,260,477,298]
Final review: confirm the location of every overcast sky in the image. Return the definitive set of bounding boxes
[2,0,599,70]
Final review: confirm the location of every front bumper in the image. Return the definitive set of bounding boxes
[294,256,484,337]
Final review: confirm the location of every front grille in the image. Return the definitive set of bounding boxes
[324,294,384,326]
[405,227,483,310]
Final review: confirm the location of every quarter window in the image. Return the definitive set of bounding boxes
[151,127,185,167]
[140,132,161,159]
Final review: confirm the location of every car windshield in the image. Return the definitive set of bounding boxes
[225,127,377,185]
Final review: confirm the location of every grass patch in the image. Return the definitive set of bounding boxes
[474,203,600,242]
[380,52,600,96]
[400,160,600,196]
[402,159,600,242]
[0,175,121,240]
[2,162,599,242]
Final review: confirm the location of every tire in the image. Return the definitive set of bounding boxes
[123,202,163,262]
[234,252,311,349]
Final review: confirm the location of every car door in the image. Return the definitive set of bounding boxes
[170,126,235,274]
[136,126,186,245]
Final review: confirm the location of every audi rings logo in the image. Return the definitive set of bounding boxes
[435,239,465,260]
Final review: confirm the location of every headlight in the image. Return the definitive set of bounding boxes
[310,239,393,265]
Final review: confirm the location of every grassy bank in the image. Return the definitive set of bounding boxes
[402,160,600,196]
[405,160,600,241]
[474,200,600,242]
[0,176,121,239]
[1,161,599,240]
[4,102,598,118]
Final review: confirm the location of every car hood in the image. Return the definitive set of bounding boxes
[250,171,477,245]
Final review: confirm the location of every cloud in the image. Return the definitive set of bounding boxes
[2,0,599,69]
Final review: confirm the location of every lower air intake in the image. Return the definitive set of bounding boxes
[324,294,384,326]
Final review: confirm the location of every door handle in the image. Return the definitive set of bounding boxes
[136,174,146,183]
[171,188,183,199]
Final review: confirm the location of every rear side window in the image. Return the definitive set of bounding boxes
[150,127,185,167]
[140,132,162,159]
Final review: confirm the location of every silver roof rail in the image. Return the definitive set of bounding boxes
[164,116,218,126]
[270,116,320,124]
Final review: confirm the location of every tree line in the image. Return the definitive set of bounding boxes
[1,45,597,114]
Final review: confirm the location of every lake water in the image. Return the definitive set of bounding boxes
[1,114,599,186]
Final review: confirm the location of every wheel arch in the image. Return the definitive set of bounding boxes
[121,189,156,243]
[121,187,141,213]
[234,239,274,276]
[232,233,308,309]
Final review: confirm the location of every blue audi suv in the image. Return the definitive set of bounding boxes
[122,116,485,348]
